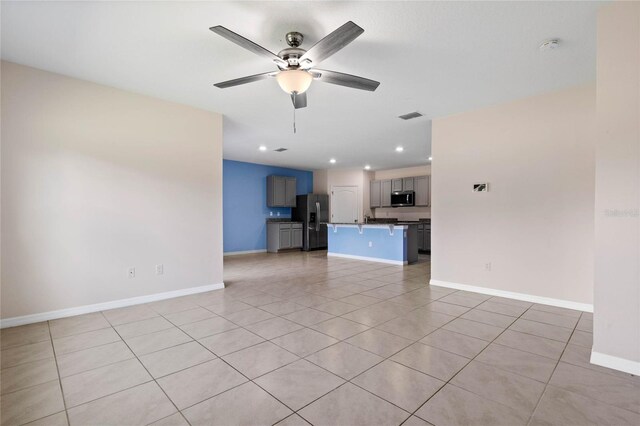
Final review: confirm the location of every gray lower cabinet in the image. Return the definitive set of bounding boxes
[425,226,431,251]
[417,223,431,252]
[292,227,303,248]
[406,224,419,264]
[267,175,297,207]
[267,222,303,252]
[381,180,392,207]
[370,180,381,208]
[279,227,291,249]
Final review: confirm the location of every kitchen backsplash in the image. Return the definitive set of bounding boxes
[373,207,431,221]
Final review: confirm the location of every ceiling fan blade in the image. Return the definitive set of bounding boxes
[299,21,364,67]
[210,26,288,68]
[311,69,380,92]
[291,92,307,109]
[214,71,276,89]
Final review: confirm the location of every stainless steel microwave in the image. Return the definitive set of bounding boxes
[391,191,415,207]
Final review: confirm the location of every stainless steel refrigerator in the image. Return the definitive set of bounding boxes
[292,194,329,251]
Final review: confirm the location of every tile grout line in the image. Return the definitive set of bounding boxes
[46,319,71,426]
[524,313,582,425]
[106,324,188,425]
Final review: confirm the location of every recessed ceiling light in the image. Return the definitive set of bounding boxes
[395,146,404,152]
[259,145,267,151]
[364,165,371,170]
[329,158,336,164]
[428,156,432,161]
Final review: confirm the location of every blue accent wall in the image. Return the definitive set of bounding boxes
[223,159,313,253]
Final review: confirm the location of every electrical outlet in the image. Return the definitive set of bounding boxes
[155,264,164,275]
[368,241,373,247]
[270,211,273,217]
[485,262,492,271]
[277,211,280,217]
[128,267,135,278]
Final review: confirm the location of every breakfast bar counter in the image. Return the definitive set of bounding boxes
[325,223,418,265]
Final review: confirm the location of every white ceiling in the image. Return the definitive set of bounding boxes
[1,1,601,171]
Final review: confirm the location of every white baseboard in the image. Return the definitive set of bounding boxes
[0,282,225,329]
[224,249,267,256]
[429,279,593,313]
[591,351,640,376]
[327,252,407,266]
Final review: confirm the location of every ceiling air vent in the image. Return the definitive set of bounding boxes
[274,148,288,152]
[398,112,423,120]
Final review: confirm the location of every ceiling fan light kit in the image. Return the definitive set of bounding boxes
[276,69,313,95]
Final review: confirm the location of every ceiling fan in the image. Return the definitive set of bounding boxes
[210,21,380,109]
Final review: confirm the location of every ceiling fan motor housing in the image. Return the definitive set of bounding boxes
[278,47,307,68]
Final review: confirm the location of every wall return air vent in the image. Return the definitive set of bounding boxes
[274,148,288,152]
[398,111,423,120]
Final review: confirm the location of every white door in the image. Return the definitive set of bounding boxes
[331,186,359,223]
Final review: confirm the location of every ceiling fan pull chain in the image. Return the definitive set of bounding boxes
[293,93,297,134]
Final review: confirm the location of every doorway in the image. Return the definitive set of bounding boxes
[330,185,359,223]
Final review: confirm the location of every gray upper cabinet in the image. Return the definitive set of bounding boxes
[381,180,392,207]
[285,177,296,207]
[370,180,381,208]
[370,175,431,209]
[267,175,297,207]
[403,177,414,191]
[415,175,430,206]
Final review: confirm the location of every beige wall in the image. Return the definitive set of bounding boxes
[312,169,328,194]
[431,84,595,306]
[1,61,224,320]
[374,165,432,220]
[592,2,640,372]
[363,170,375,218]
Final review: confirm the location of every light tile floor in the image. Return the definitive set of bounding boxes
[1,251,639,425]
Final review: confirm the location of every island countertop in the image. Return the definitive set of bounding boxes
[324,222,419,228]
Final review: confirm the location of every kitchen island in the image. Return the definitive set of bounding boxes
[326,223,418,265]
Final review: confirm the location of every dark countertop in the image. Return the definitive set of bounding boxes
[365,218,430,224]
[326,222,416,227]
[266,219,303,224]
